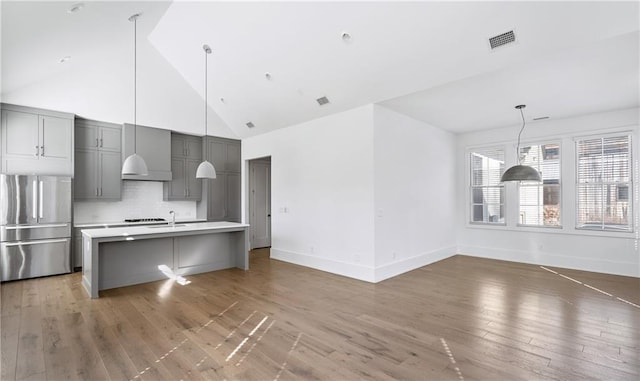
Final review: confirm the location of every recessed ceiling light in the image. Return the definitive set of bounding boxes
[246,122,255,128]
[265,72,272,80]
[220,97,225,103]
[341,31,352,42]
[59,56,71,63]
[67,3,84,13]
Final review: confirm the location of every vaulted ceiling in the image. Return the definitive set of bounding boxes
[2,1,638,139]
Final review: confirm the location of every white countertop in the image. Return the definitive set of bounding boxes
[82,221,249,239]
[74,218,206,229]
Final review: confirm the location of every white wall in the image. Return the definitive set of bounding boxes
[243,105,377,281]
[456,107,640,277]
[74,181,196,223]
[373,105,457,281]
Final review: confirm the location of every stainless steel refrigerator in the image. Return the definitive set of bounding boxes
[1,174,72,281]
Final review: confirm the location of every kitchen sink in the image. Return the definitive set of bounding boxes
[147,224,187,228]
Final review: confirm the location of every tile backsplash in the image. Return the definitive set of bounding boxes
[74,181,197,223]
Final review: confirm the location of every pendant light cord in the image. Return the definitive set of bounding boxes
[515,106,525,165]
[203,45,211,160]
[205,48,208,137]
[133,15,138,152]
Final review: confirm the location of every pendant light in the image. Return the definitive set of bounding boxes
[122,13,149,176]
[196,44,217,179]
[500,105,542,182]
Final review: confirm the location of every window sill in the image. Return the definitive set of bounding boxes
[466,222,635,239]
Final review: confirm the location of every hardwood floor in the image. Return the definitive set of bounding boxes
[1,250,639,380]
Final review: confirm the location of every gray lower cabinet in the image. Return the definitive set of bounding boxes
[203,137,241,223]
[1,104,74,175]
[74,233,82,270]
[164,133,202,201]
[74,119,121,200]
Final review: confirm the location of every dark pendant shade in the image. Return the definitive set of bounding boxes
[500,164,542,182]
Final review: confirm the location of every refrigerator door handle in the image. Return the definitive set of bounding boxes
[32,180,38,219]
[5,224,69,230]
[39,181,44,219]
[4,238,69,247]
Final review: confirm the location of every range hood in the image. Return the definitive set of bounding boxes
[122,123,172,181]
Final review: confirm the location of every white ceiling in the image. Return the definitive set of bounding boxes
[2,1,638,138]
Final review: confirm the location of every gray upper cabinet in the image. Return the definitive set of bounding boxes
[205,136,241,173]
[203,137,241,222]
[122,123,172,181]
[74,119,122,200]
[1,104,74,175]
[164,133,202,201]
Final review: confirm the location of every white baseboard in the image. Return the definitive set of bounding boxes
[457,245,640,278]
[270,248,376,282]
[374,246,457,282]
[270,246,458,283]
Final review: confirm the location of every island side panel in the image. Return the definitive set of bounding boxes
[174,234,235,276]
[81,233,100,298]
[99,238,174,291]
[232,228,249,270]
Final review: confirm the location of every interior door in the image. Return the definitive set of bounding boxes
[250,160,271,249]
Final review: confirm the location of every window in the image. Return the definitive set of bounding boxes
[470,148,505,224]
[576,134,632,231]
[518,143,561,226]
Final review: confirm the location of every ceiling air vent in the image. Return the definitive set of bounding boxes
[246,121,255,128]
[316,96,330,106]
[489,30,516,50]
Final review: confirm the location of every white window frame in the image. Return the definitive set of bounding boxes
[575,133,633,233]
[469,147,506,225]
[517,141,562,228]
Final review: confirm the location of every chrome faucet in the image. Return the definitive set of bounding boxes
[169,210,175,226]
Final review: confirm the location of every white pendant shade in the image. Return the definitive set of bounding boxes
[196,160,217,179]
[122,153,148,176]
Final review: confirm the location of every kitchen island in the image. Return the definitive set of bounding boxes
[81,221,249,298]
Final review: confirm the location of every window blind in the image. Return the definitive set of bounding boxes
[518,143,561,226]
[576,134,632,231]
[470,148,505,224]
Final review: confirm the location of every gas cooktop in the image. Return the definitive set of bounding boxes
[123,218,166,223]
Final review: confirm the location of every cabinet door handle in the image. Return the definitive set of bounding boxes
[4,238,69,247]
[96,138,99,147]
[100,138,103,148]
[35,145,39,157]
[40,146,44,156]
